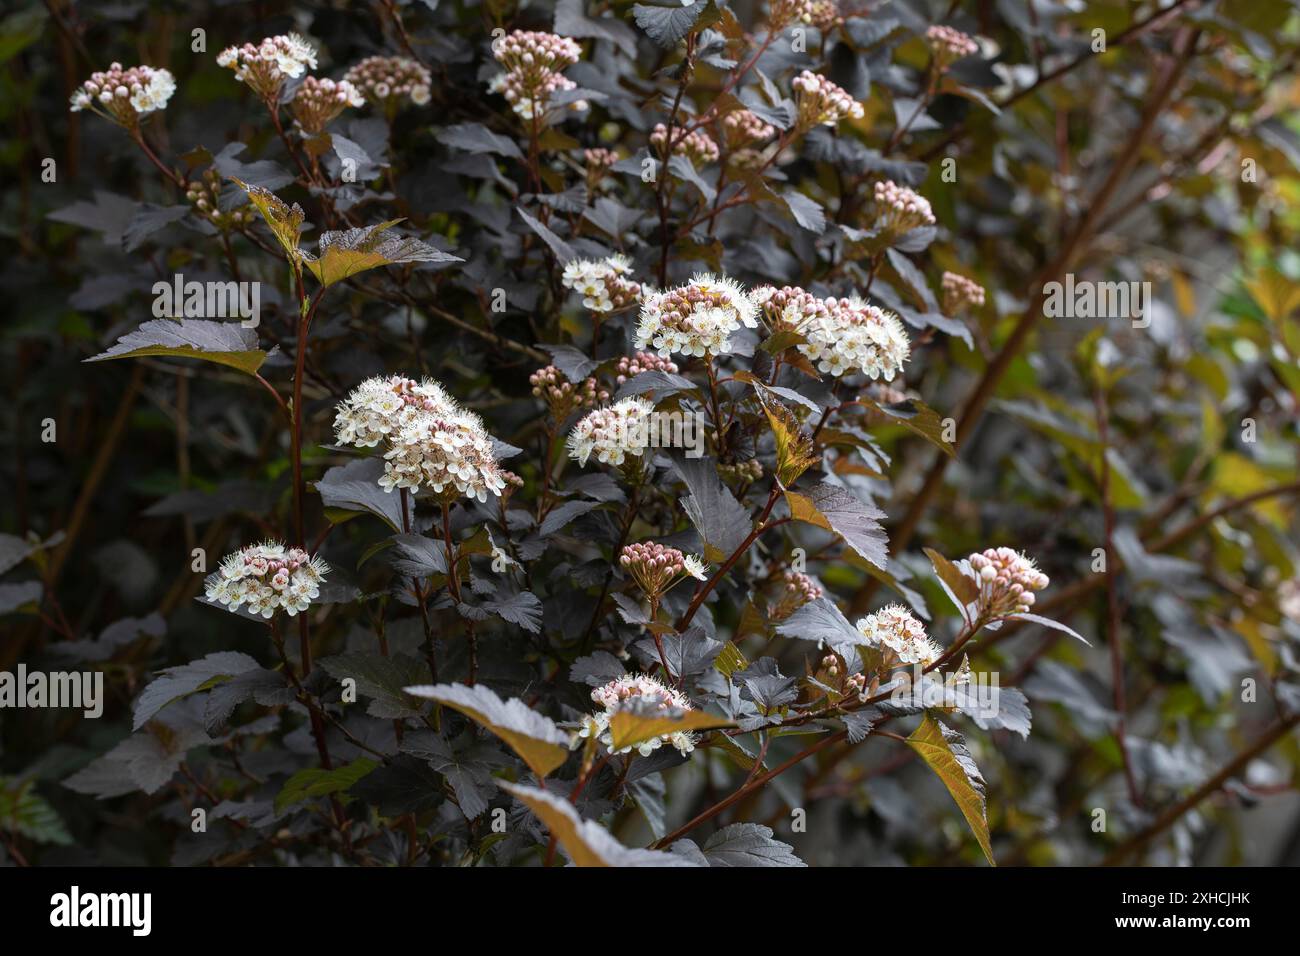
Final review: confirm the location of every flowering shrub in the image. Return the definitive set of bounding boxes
[5,0,1300,872]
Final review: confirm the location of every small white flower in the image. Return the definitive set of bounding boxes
[204,541,330,619]
[683,555,709,580]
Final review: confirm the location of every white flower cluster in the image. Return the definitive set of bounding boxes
[560,255,643,313]
[751,286,910,379]
[334,375,507,502]
[967,548,1049,617]
[566,397,656,467]
[576,673,699,757]
[69,63,176,126]
[217,34,318,100]
[857,604,943,666]
[635,273,758,358]
[290,76,365,134]
[874,180,936,234]
[489,30,585,120]
[205,541,329,618]
[941,271,986,315]
[343,56,432,110]
[926,25,980,68]
[792,70,864,129]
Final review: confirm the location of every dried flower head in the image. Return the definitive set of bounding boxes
[793,70,863,129]
[489,31,585,120]
[752,286,910,379]
[566,397,657,467]
[217,34,318,101]
[560,255,642,313]
[635,273,759,358]
[577,673,698,756]
[290,76,365,134]
[185,168,257,231]
[857,604,943,667]
[873,180,936,234]
[614,351,679,385]
[651,123,720,166]
[205,541,329,618]
[620,541,708,599]
[941,271,986,315]
[342,55,432,111]
[927,25,979,70]
[530,365,609,422]
[721,109,776,148]
[967,548,1050,617]
[69,63,176,127]
[334,375,506,502]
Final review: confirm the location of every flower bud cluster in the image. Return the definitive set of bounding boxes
[967,548,1049,617]
[217,34,318,101]
[489,31,585,120]
[873,180,936,234]
[651,123,720,166]
[530,365,609,422]
[614,352,679,385]
[793,70,863,129]
[769,570,824,621]
[290,76,365,134]
[69,63,176,126]
[941,271,986,315]
[342,56,432,111]
[186,168,257,231]
[620,541,708,598]
[721,109,776,148]
[927,25,979,69]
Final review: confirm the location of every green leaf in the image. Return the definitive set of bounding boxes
[924,548,979,618]
[304,220,461,288]
[231,179,305,260]
[607,708,735,751]
[402,683,570,779]
[501,782,698,866]
[84,319,270,376]
[866,398,955,457]
[275,758,378,813]
[0,778,72,846]
[906,715,995,866]
[760,394,817,487]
